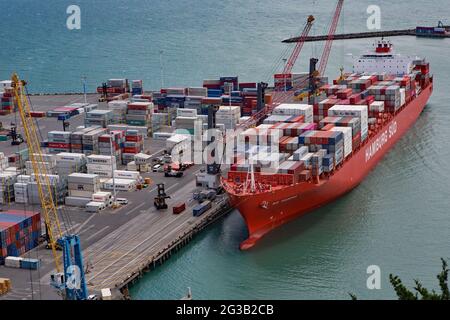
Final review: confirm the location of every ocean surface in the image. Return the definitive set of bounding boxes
[2,0,450,299]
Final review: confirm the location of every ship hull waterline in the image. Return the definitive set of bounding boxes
[226,83,433,250]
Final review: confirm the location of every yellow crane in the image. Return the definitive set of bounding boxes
[11,73,64,272]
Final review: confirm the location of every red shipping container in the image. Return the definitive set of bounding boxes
[98,135,112,143]
[127,104,149,110]
[239,82,257,89]
[123,147,139,154]
[298,170,311,182]
[125,135,143,142]
[48,142,70,149]
[29,111,46,118]
[349,94,362,104]
[352,132,362,150]
[202,84,221,89]
[337,88,352,99]
[172,203,186,215]
[274,73,292,79]
[321,124,335,131]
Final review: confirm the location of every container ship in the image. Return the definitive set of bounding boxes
[222,39,433,250]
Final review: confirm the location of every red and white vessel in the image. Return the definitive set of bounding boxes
[223,40,433,250]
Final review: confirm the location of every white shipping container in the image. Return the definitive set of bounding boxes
[103,179,136,191]
[92,191,112,203]
[87,170,112,178]
[273,103,313,122]
[68,182,98,192]
[327,105,368,136]
[55,152,86,162]
[177,108,197,117]
[369,101,385,112]
[87,155,116,165]
[101,288,113,300]
[86,201,105,212]
[113,170,141,180]
[127,161,137,171]
[68,173,100,185]
[31,174,60,185]
[330,127,353,158]
[400,88,406,107]
[4,256,23,268]
[134,153,152,164]
[166,134,190,150]
[65,196,92,207]
[87,163,116,172]
[16,175,31,183]
[293,146,309,160]
[69,190,95,198]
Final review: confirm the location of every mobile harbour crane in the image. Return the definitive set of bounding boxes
[12,74,88,300]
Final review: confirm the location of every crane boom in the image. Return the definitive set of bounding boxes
[282,15,315,75]
[11,73,63,272]
[318,0,344,76]
[238,16,315,130]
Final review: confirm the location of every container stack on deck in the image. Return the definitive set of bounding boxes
[0,210,41,265]
[273,73,309,91]
[227,61,429,187]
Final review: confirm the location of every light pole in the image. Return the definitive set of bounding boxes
[82,76,87,104]
[110,135,117,207]
[159,50,165,89]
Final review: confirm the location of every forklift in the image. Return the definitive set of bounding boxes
[154,183,170,210]
[8,123,25,145]
[98,82,108,102]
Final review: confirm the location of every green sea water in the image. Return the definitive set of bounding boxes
[2,0,450,299]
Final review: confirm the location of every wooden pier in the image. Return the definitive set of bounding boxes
[82,193,232,299]
[283,26,450,43]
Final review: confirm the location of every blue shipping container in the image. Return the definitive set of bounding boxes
[193,201,212,217]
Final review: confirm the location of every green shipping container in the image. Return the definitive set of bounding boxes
[126,120,147,126]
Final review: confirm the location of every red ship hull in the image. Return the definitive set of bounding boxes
[226,83,433,250]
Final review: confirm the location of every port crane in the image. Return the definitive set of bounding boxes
[273,0,344,104]
[318,0,344,77]
[11,74,88,300]
[248,15,315,126]
[236,0,344,131]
